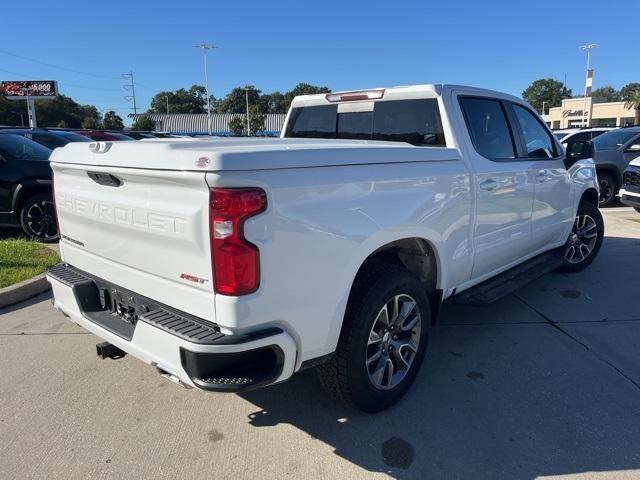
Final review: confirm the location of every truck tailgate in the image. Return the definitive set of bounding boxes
[52,162,216,322]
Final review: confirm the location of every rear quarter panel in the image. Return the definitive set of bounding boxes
[207,158,472,365]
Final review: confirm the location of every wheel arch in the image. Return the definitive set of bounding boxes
[11,179,53,213]
[344,237,443,331]
[580,187,599,207]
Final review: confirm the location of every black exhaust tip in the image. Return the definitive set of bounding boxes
[96,341,126,360]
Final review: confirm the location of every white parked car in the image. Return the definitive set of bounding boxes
[47,85,602,412]
[553,127,615,146]
[619,156,640,212]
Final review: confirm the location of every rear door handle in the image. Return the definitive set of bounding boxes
[479,179,498,191]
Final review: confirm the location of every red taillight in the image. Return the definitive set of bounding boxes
[209,188,266,296]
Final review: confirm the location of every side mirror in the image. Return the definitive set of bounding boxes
[564,140,594,169]
[626,143,640,153]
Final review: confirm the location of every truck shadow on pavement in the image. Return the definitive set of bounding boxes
[241,236,640,479]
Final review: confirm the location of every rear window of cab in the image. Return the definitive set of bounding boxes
[284,99,446,147]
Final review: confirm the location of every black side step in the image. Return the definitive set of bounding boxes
[454,251,563,305]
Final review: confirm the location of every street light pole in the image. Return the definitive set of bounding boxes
[193,43,217,135]
[579,43,598,128]
[245,87,250,136]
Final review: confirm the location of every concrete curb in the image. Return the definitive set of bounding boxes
[0,274,50,309]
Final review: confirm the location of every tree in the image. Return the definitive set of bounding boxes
[149,85,213,114]
[620,83,640,103]
[591,86,620,102]
[81,116,99,129]
[621,84,640,125]
[131,115,155,131]
[522,79,572,114]
[218,86,262,114]
[284,83,331,111]
[259,91,286,114]
[0,94,101,128]
[102,111,124,130]
[228,106,266,136]
[228,116,245,136]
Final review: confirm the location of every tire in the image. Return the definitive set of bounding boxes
[557,201,604,273]
[318,262,431,412]
[597,171,617,207]
[19,193,59,243]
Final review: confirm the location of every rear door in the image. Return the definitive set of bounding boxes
[456,94,537,279]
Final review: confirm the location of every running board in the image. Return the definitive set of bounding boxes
[454,251,563,305]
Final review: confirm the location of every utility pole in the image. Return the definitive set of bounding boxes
[123,72,137,115]
[165,96,170,113]
[245,87,250,136]
[542,101,547,116]
[579,44,598,127]
[193,43,217,135]
[20,87,37,128]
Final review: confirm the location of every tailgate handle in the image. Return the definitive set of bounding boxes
[87,171,122,187]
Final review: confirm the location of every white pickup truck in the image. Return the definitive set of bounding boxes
[47,85,603,412]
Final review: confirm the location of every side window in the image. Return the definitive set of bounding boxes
[373,99,446,146]
[512,104,557,159]
[566,132,590,143]
[459,97,515,160]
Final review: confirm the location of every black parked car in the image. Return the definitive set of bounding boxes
[0,134,58,242]
[0,128,90,149]
[592,127,640,206]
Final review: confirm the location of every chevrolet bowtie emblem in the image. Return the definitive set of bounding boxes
[89,142,112,154]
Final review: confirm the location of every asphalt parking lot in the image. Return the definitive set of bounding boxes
[1,207,639,480]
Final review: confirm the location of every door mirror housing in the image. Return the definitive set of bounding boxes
[626,143,640,153]
[564,140,594,169]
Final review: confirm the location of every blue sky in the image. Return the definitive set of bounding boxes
[1,0,638,123]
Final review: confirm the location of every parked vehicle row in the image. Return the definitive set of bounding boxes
[0,128,177,240]
[553,126,640,207]
[46,84,603,412]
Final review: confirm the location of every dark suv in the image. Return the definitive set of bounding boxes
[0,128,90,149]
[592,127,640,206]
[0,134,58,242]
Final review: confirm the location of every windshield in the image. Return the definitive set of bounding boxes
[593,130,639,151]
[0,134,52,160]
[553,132,568,140]
[59,132,92,142]
[285,99,446,147]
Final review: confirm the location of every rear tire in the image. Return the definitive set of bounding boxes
[597,171,617,207]
[19,193,58,243]
[557,201,604,273]
[318,262,431,412]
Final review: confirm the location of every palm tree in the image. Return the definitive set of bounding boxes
[623,89,640,125]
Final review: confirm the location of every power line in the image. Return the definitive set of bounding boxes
[0,49,121,80]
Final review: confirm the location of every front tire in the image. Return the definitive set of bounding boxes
[19,193,58,243]
[318,262,431,412]
[558,201,604,273]
[597,171,617,207]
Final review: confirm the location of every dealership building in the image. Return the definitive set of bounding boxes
[544,97,636,129]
